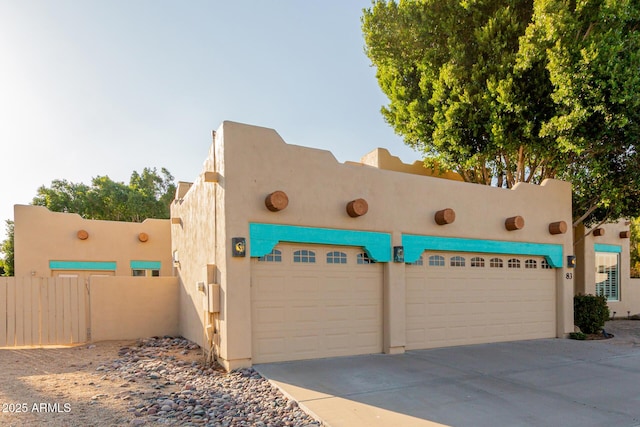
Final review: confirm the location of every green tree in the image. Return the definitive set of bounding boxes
[362,0,640,227]
[32,167,176,222]
[630,218,640,277]
[1,168,175,275]
[0,220,14,276]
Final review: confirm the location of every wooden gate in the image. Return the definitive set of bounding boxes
[0,276,88,347]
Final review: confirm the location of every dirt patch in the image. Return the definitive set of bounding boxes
[0,340,203,427]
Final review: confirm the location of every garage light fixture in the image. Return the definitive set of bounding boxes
[232,237,246,257]
[393,246,404,263]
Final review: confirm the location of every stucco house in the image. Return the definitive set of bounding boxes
[575,220,638,316]
[14,205,172,280]
[11,120,639,369]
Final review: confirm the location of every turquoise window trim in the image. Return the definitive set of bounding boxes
[249,223,392,262]
[594,244,622,253]
[130,260,162,270]
[402,234,564,268]
[49,260,116,271]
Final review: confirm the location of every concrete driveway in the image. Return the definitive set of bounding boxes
[255,321,640,427]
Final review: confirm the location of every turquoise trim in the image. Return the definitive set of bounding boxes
[402,234,564,268]
[130,260,161,270]
[594,244,622,253]
[49,260,116,271]
[249,223,392,262]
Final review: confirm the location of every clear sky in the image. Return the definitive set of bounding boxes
[0,0,422,241]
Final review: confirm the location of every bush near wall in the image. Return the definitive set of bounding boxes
[574,294,609,334]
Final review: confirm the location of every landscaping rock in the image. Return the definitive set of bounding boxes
[101,336,320,426]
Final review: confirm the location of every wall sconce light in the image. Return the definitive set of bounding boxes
[393,246,404,263]
[567,255,576,268]
[232,237,246,257]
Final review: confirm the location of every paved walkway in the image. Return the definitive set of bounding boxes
[255,321,640,427]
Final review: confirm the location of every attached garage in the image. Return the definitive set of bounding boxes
[405,252,556,350]
[251,244,383,364]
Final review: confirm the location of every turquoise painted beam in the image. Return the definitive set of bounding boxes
[402,234,564,268]
[130,260,162,269]
[594,244,622,253]
[249,223,392,262]
[49,260,117,271]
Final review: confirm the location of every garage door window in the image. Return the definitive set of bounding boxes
[428,255,445,266]
[490,257,503,268]
[541,259,552,269]
[326,251,347,264]
[450,256,465,267]
[508,258,521,268]
[471,257,485,267]
[259,249,282,262]
[525,259,537,269]
[293,250,316,263]
[407,256,424,266]
[357,252,376,264]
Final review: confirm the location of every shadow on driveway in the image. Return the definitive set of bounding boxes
[256,321,640,427]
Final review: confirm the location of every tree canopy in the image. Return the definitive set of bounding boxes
[32,167,176,222]
[362,0,640,228]
[0,220,14,276]
[0,167,175,276]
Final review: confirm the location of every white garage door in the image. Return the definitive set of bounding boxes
[406,252,556,350]
[251,244,383,364]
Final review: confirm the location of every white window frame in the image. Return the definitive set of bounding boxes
[490,258,503,268]
[132,269,160,277]
[595,252,620,301]
[357,252,376,264]
[326,251,347,264]
[428,255,445,267]
[450,256,466,267]
[471,257,485,267]
[406,256,424,266]
[293,249,316,263]
[259,249,282,262]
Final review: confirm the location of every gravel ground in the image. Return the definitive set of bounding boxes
[0,336,322,427]
[3,321,637,426]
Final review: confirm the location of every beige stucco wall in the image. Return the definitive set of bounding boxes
[173,121,575,370]
[14,205,172,278]
[354,148,464,181]
[170,137,223,357]
[89,276,179,341]
[576,220,640,315]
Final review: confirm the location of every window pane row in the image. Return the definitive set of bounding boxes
[258,251,552,269]
[418,255,549,269]
[258,250,376,264]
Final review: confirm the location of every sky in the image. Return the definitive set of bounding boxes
[0,1,422,242]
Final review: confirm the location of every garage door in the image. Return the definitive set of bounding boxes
[251,244,383,364]
[406,252,555,350]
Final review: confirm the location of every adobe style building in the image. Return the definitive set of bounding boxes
[170,121,577,370]
[14,205,172,280]
[11,121,639,370]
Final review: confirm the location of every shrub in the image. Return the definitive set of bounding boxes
[569,332,587,340]
[574,294,609,334]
